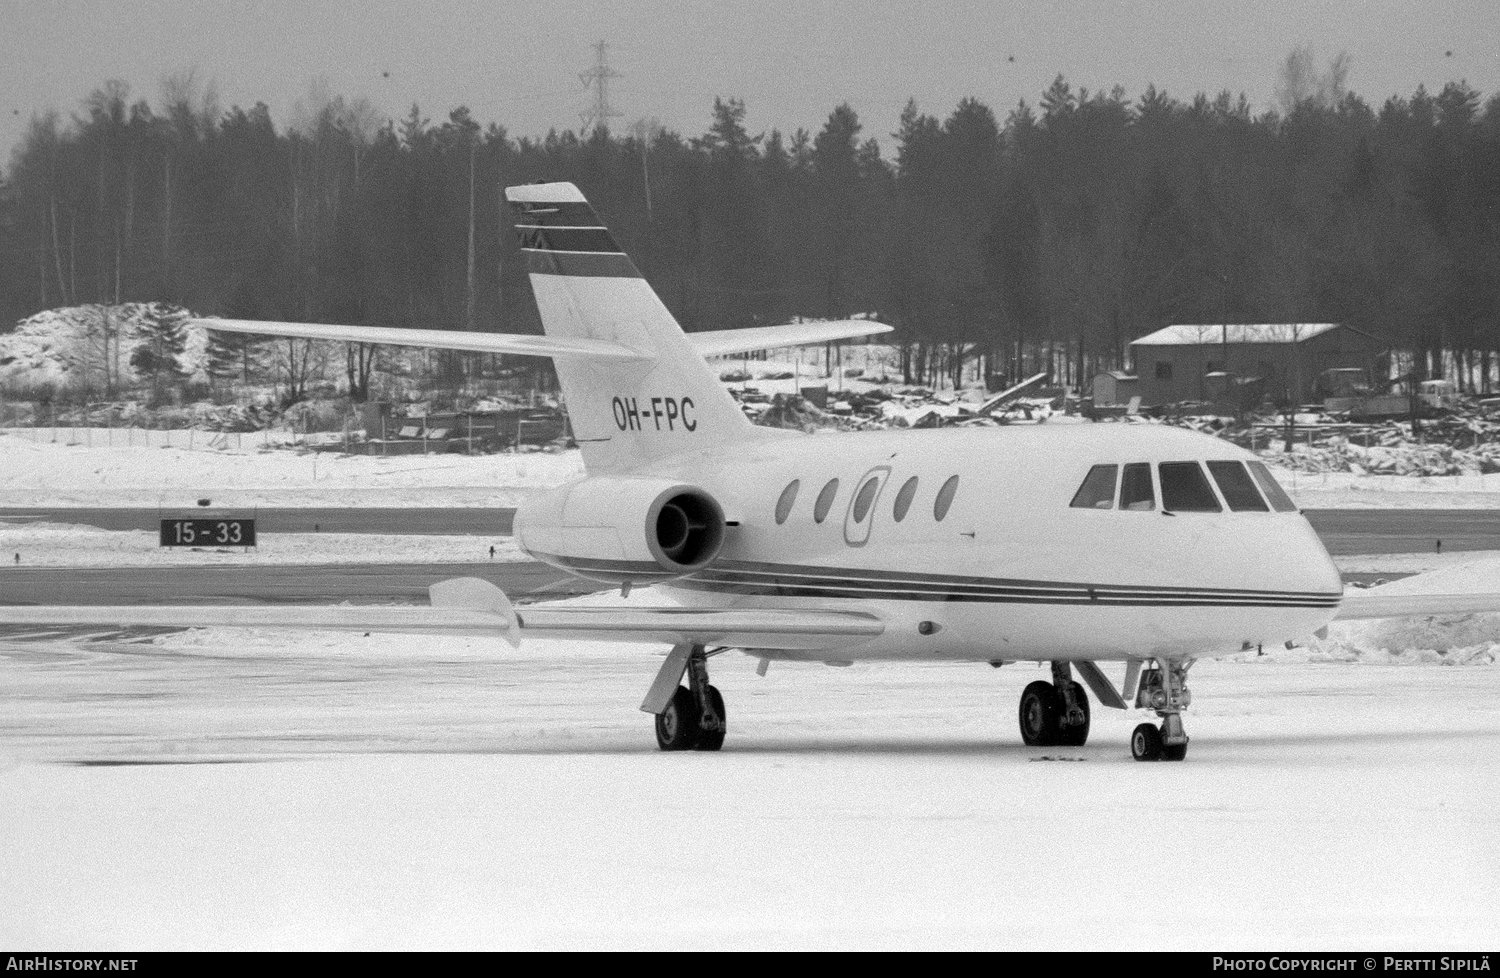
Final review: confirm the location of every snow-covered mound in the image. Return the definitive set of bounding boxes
[1261,439,1500,477]
[0,303,211,392]
[1310,556,1500,664]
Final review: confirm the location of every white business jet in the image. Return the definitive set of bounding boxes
[5,182,1496,760]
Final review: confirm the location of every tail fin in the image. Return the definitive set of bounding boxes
[506,182,758,472]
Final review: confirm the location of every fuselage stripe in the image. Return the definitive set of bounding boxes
[672,579,1338,607]
[532,553,1343,607]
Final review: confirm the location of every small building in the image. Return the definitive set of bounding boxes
[1091,370,1139,408]
[1129,323,1383,409]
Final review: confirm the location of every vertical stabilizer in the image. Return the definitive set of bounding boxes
[505,182,758,472]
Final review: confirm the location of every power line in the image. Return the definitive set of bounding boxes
[578,40,622,136]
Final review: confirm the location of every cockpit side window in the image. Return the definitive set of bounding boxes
[1069,464,1118,509]
[1246,461,1299,512]
[1119,462,1155,511]
[1206,461,1269,512]
[1158,462,1223,512]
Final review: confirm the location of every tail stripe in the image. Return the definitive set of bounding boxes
[522,251,641,278]
[519,226,623,254]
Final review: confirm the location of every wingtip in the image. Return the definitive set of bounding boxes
[429,577,521,646]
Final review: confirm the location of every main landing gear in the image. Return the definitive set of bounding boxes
[1129,659,1192,762]
[1017,662,1092,747]
[643,643,726,752]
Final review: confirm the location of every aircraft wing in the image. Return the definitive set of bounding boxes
[688,320,894,357]
[0,579,885,652]
[192,318,651,362]
[1334,592,1500,620]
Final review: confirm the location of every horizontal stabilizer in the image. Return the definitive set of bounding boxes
[1334,592,1500,620]
[690,320,894,358]
[192,318,651,362]
[191,318,894,363]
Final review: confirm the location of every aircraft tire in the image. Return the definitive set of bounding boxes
[1058,683,1091,747]
[1160,740,1188,762]
[1131,722,1163,761]
[693,685,726,751]
[655,686,700,751]
[1019,680,1062,747]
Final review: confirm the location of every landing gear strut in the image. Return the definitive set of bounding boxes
[1018,662,1091,747]
[643,643,727,752]
[1130,658,1192,762]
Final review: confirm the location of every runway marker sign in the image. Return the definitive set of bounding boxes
[159,518,257,548]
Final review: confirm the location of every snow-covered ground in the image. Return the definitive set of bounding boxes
[3,427,1498,510]
[3,626,1498,949]
[2,571,1499,949]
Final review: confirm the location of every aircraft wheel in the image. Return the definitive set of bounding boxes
[1019,680,1061,746]
[693,685,726,752]
[1057,683,1091,746]
[655,687,700,751]
[1131,722,1163,761]
[1160,740,1188,762]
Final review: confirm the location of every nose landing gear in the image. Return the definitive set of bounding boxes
[1130,659,1192,761]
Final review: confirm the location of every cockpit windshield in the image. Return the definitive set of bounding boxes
[1069,458,1297,514]
[1246,461,1299,512]
[1206,460,1269,512]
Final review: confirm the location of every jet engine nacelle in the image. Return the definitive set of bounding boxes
[514,476,727,583]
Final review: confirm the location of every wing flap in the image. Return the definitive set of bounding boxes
[428,576,882,648]
[690,320,893,358]
[0,579,885,651]
[1335,592,1500,621]
[0,605,511,635]
[192,318,651,362]
[514,606,883,649]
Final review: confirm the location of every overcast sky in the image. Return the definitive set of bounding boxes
[2,0,1497,166]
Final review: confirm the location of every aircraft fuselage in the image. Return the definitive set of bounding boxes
[603,422,1343,663]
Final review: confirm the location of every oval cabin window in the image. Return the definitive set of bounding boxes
[892,477,918,522]
[851,476,880,523]
[813,478,840,524]
[775,480,800,525]
[934,475,959,521]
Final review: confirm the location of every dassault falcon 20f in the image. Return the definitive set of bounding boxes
[6,182,1498,761]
